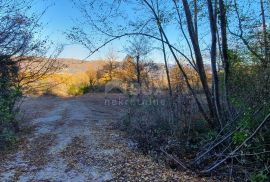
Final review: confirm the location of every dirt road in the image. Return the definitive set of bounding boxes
[0,94,205,182]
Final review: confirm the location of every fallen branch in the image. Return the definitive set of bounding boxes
[160,147,188,170]
[195,107,263,164]
[202,112,270,173]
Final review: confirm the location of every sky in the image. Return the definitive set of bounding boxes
[33,0,123,60]
[33,0,142,60]
[32,0,173,63]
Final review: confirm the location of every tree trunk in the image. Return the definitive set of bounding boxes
[182,0,217,128]
[159,26,212,126]
[219,0,232,119]
[194,0,198,40]
[143,0,215,127]
[207,0,223,128]
[136,55,141,87]
[159,29,173,97]
[159,27,175,117]
[260,0,269,67]
[207,0,222,128]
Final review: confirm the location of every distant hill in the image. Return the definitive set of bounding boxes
[19,57,212,75]
[57,58,107,73]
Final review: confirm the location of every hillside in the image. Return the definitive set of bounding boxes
[57,58,107,73]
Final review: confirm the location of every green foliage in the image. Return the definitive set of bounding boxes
[83,84,105,93]
[0,56,21,150]
[205,130,218,141]
[0,128,17,150]
[67,84,87,96]
[250,171,268,182]
[233,131,248,145]
[229,50,270,107]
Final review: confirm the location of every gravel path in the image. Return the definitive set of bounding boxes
[0,94,208,182]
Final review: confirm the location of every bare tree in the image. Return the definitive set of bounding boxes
[104,50,119,81]
[207,0,222,126]
[229,0,268,64]
[260,0,269,67]
[218,0,232,118]
[125,36,151,88]
[0,0,61,136]
[159,29,173,97]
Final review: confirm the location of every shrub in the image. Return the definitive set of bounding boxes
[67,84,87,96]
[82,84,105,93]
[250,171,268,182]
[0,56,21,150]
[122,95,172,153]
[121,94,204,154]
